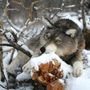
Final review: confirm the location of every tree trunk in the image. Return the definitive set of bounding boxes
[0,32,2,80]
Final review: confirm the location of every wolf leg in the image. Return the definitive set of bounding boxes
[6,51,30,75]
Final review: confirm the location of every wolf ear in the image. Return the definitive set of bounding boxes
[66,29,77,38]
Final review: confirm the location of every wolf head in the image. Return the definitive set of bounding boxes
[40,19,83,57]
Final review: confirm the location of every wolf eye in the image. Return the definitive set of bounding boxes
[55,38,62,45]
[44,33,51,39]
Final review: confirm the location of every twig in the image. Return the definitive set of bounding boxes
[9,48,15,64]
[0,43,32,58]
[0,43,13,47]
[44,17,55,27]
[81,0,87,32]
[5,16,20,32]
[0,84,7,89]
[0,28,32,57]
[0,66,9,90]
[4,1,20,33]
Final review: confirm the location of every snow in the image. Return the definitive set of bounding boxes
[65,68,90,90]
[28,52,64,71]
[16,72,31,81]
[16,52,72,81]
[1,49,90,90]
[3,50,18,81]
[30,52,71,74]
[12,50,90,90]
[57,12,83,29]
[64,50,90,90]
[57,12,90,30]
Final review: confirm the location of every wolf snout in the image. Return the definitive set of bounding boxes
[40,46,46,53]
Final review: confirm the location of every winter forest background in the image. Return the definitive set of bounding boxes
[0,0,90,90]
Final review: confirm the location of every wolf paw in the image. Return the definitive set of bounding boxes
[6,63,21,75]
[6,54,29,75]
[16,72,31,81]
[73,61,83,77]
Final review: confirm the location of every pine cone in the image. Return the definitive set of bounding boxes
[31,59,64,85]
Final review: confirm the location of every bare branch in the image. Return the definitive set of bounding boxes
[9,49,15,64]
[0,43,12,47]
[0,43,32,58]
[6,17,20,32]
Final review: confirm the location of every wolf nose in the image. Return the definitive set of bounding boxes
[40,46,46,53]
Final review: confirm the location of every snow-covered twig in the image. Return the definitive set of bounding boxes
[0,42,32,57]
[5,16,20,32]
[0,84,7,89]
[0,29,33,57]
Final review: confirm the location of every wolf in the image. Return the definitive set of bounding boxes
[39,19,85,77]
[6,19,85,78]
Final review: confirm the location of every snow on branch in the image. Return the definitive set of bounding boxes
[0,28,33,58]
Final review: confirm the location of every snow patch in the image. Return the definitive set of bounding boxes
[16,72,31,81]
[16,52,72,81]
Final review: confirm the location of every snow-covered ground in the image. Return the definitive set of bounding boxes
[0,50,90,90]
[16,50,90,90]
[65,50,90,90]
